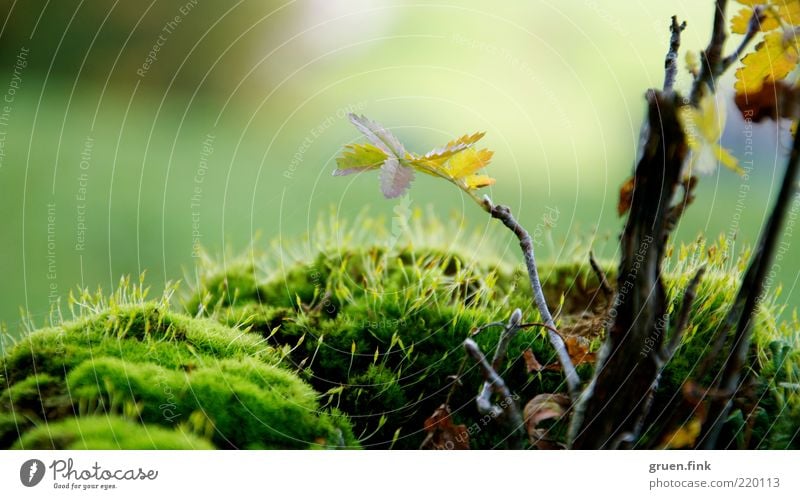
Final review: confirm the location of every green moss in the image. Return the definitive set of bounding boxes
[0,296,357,450]
[13,416,214,450]
[187,233,800,449]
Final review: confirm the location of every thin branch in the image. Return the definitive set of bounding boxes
[690,0,729,105]
[610,267,706,449]
[665,176,698,235]
[518,321,561,336]
[476,309,523,409]
[699,119,800,449]
[589,251,614,298]
[464,338,525,447]
[721,6,765,70]
[482,196,581,400]
[663,267,706,360]
[490,308,522,371]
[664,16,687,92]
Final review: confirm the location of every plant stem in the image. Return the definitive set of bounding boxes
[464,338,526,447]
[480,196,580,400]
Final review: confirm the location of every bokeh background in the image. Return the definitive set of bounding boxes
[0,0,796,334]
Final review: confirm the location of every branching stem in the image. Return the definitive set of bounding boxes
[480,196,580,400]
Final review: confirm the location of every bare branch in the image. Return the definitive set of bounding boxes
[698,117,800,449]
[663,267,706,360]
[664,16,687,92]
[464,338,526,447]
[476,309,523,412]
[482,196,581,400]
[721,6,765,71]
[589,251,614,298]
[690,0,729,105]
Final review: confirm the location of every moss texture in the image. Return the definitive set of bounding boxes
[2,215,798,450]
[0,287,357,450]
[186,231,800,449]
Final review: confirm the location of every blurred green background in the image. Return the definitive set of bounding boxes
[0,0,796,332]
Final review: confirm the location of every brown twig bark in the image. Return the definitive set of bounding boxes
[570,90,688,449]
[664,16,687,92]
[690,0,729,105]
[589,251,614,297]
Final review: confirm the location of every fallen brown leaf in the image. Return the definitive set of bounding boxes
[524,393,570,449]
[420,404,469,450]
[523,348,543,373]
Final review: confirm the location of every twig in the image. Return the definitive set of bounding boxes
[665,176,698,235]
[663,267,705,360]
[482,196,581,400]
[589,251,614,297]
[463,338,525,447]
[490,308,522,371]
[664,16,687,92]
[721,6,765,70]
[476,309,523,409]
[690,0,729,105]
[518,321,561,336]
[698,116,800,449]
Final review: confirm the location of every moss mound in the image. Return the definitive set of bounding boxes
[13,415,214,450]
[187,237,800,449]
[1,297,357,450]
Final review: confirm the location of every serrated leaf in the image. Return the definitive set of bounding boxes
[734,30,799,94]
[422,131,486,160]
[348,113,405,156]
[336,115,496,197]
[334,143,388,176]
[732,2,799,35]
[379,157,415,198]
[446,148,493,178]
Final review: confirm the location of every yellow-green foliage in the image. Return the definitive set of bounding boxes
[14,416,214,450]
[187,222,799,449]
[0,279,356,450]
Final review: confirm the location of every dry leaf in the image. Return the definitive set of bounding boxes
[735,80,800,122]
[421,404,469,450]
[523,348,543,373]
[524,394,570,449]
[565,335,597,366]
[618,176,635,216]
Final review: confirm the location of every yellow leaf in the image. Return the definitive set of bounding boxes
[464,174,495,190]
[334,143,388,176]
[735,30,799,94]
[713,144,743,174]
[661,418,702,449]
[679,92,725,144]
[679,94,742,176]
[685,50,699,75]
[446,148,494,178]
[731,5,785,35]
